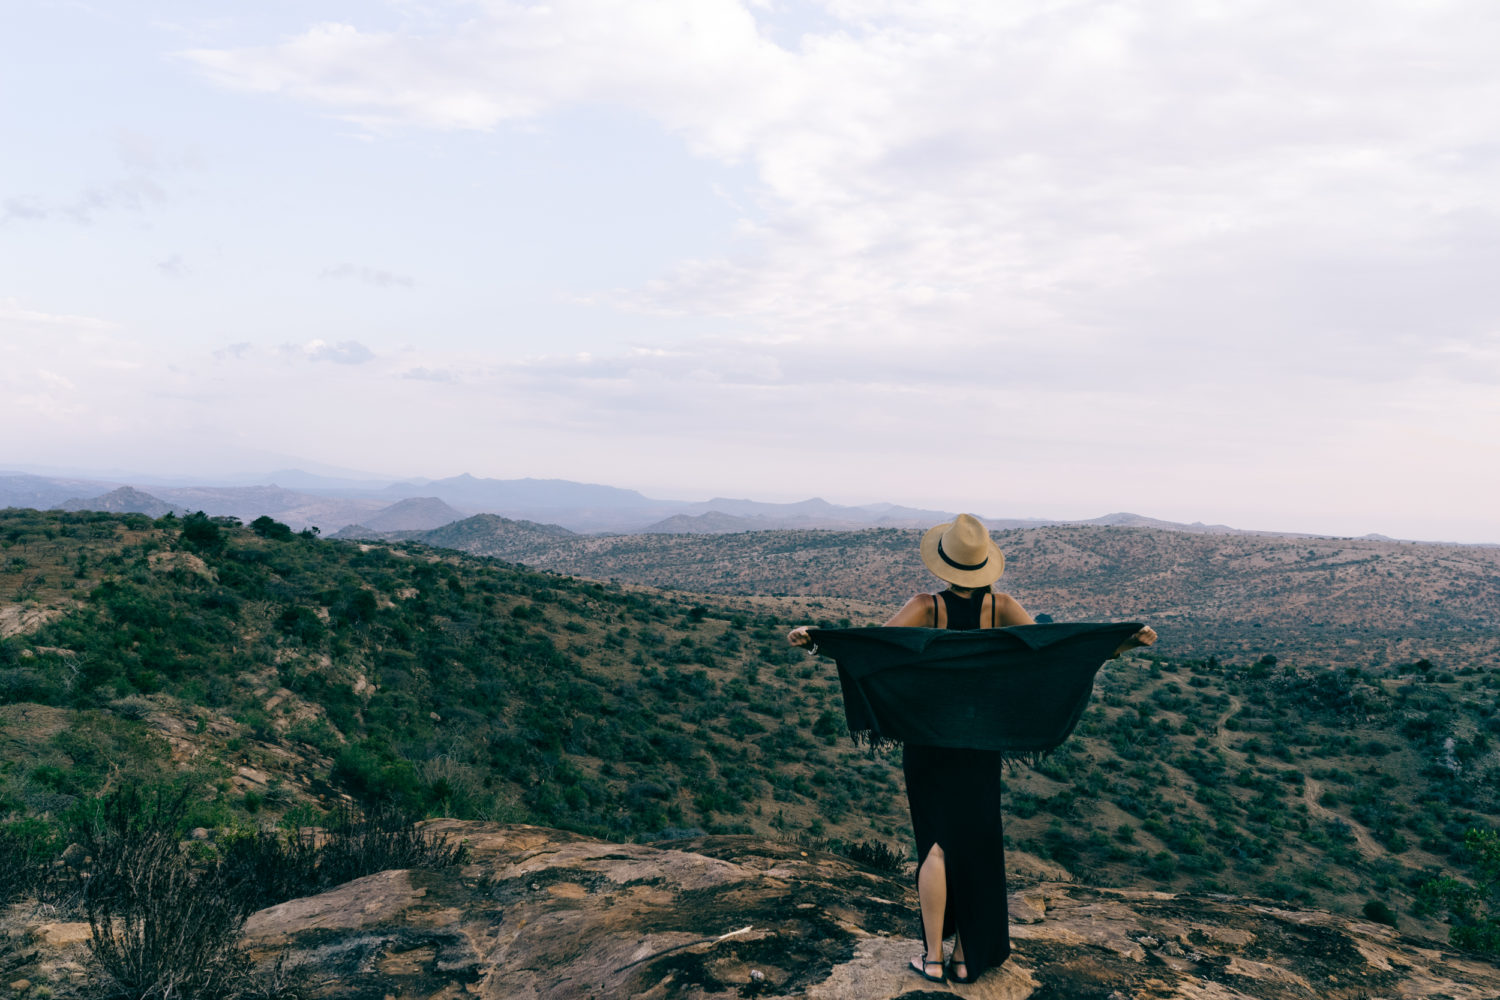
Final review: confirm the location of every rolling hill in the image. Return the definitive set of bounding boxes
[57,485,182,517]
[2,507,1498,949]
[338,496,467,534]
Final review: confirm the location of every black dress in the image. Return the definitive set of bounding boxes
[902,588,1011,976]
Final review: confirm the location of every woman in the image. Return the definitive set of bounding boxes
[788,513,1155,985]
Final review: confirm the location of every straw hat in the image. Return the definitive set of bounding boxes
[920,513,1005,587]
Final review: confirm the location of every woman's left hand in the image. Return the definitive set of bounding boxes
[787,625,815,648]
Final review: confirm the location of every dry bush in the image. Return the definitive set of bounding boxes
[71,787,317,1000]
[75,788,251,1000]
[220,800,469,913]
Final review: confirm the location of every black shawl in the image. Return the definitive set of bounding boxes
[809,622,1141,761]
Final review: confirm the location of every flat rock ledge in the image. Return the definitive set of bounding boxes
[228,821,1500,1000]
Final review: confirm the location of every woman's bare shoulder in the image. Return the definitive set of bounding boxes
[884,593,936,627]
[987,591,1034,626]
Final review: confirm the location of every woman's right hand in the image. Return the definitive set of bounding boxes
[1109,625,1158,658]
[787,625,814,648]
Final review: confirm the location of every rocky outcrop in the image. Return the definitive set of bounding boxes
[226,822,1500,1000]
[7,822,1495,998]
[0,603,74,638]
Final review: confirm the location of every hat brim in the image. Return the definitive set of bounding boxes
[920,521,1005,587]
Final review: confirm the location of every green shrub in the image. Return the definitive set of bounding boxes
[179,512,227,555]
[1362,898,1399,927]
[249,516,294,541]
[1147,850,1178,878]
[1418,828,1500,955]
[0,818,61,904]
[331,741,423,810]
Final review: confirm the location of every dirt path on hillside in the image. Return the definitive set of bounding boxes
[1214,696,1241,748]
[1303,778,1386,861]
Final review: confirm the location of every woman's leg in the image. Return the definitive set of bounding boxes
[904,745,952,978]
[916,843,947,959]
[950,931,968,981]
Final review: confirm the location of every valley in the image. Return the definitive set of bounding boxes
[1,507,1498,966]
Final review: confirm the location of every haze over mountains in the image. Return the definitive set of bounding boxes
[0,468,1425,541]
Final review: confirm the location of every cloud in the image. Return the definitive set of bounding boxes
[401,366,458,382]
[180,3,1500,374]
[182,4,787,139]
[2,198,49,224]
[319,262,416,287]
[216,339,381,366]
[1,129,200,227]
[0,298,119,333]
[114,129,163,170]
[36,369,77,392]
[68,177,170,223]
[0,300,159,436]
[158,254,190,277]
[298,339,376,365]
[1,173,169,227]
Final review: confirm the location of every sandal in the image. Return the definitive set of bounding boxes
[947,958,977,984]
[909,953,946,984]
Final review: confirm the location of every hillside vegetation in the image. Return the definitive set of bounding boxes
[2,508,1499,946]
[375,515,1500,668]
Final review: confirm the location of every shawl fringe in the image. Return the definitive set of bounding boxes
[847,727,1054,767]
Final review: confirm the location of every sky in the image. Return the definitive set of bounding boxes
[4,1,1500,542]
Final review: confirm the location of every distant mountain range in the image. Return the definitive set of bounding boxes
[0,469,1444,541]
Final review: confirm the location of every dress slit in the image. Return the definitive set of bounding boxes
[904,744,1010,973]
